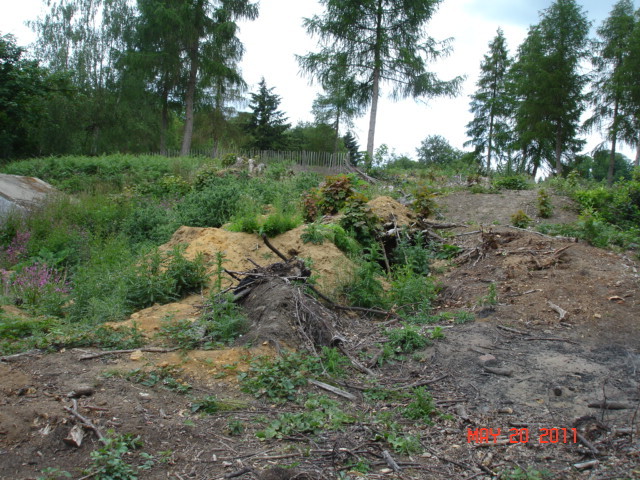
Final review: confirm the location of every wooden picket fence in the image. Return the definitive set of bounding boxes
[155,148,351,174]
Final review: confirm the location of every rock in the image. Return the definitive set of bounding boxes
[478,354,497,367]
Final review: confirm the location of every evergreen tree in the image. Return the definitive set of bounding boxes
[298,0,462,159]
[585,0,636,185]
[510,0,590,176]
[465,28,512,172]
[342,132,362,166]
[246,78,291,151]
[620,8,640,166]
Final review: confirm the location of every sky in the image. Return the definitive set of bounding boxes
[1,0,637,160]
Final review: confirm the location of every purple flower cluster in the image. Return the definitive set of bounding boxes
[10,262,69,306]
[0,230,31,267]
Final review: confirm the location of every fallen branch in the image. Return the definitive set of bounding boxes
[79,347,179,361]
[575,430,599,455]
[587,401,634,410]
[547,301,568,320]
[64,400,105,444]
[393,374,449,391]
[522,336,579,345]
[496,325,527,335]
[224,467,254,479]
[381,450,401,472]
[261,234,289,262]
[483,366,513,377]
[0,349,43,362]
[309,379,357,401]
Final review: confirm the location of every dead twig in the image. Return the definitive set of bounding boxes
[547,301,568,320]
[64,399,105,444]
[381,450,401,472]
[309,379,357,401]
[0,349,43,362]
[261,234,289,262]
[79,347,179,361]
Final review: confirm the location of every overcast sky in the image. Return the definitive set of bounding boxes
[1,0,637,159]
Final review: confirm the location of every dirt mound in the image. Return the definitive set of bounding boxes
[163,225,354,293]
[367,195,415,225]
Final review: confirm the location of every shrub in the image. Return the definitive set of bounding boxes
[511,210,532,228]
[493,175,532,191]
[537,189,553,218]
[126,246,209,310]
[260,212,301,237]
[176,183,241,227]
[340,254,386,309]
[388,266,436,318]
[386,324,429,353]
[339,193,379,246]
[411,185,438,218]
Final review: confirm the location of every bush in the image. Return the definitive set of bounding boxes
[176,183,241,227]
[493,175,532,191]
[411,185,438,218]
[339,193,379,246]
[537,189,553,218]
[511,210,532,228]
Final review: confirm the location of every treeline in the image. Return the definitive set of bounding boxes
[465,0,640,184]
[1,0,639,183]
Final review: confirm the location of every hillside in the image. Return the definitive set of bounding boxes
[1,178,639,480]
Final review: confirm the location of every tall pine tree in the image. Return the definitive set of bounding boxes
[511,0,590,176]
[585,0,636,185]
[465,28,512,172]
[298,0,462,159]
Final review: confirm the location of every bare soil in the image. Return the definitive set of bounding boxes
[1,188,639,480]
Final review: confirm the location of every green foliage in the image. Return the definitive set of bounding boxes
[239,351,321,402]
[385,324,429,353]
[340,252,386,309]
[402,387,438,423]
[260,212,302,237]
[246,78,291,150]
[319,346,350,377]
[124,366,192,394]
[221,153,239,167]
[256,395,354,439]
[190,396,241,415]
[318,175,357,214]
[411,185,438,219]
[479,283,499,307]
[176,183,241,228]
[465,28,512,172]
[511,210,532,228]
[416,135,463,165]
[126,247,208,310]
[87,431,152,480]
[537,188,554,218]
[493,175,532,191]
[159,295,248,349]
[388,266,436,318]
[339,194,379,245]
[497,466,551,480]
[392,231,432,275]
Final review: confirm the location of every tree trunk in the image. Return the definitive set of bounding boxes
[366,2,383,161]
[366,66,380,161]
[607,99,619,187]
[487,113,494,173]
[180,46,198,156]
[554,122,563,176]
[160,85,169,155]
[333,111,341,156]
